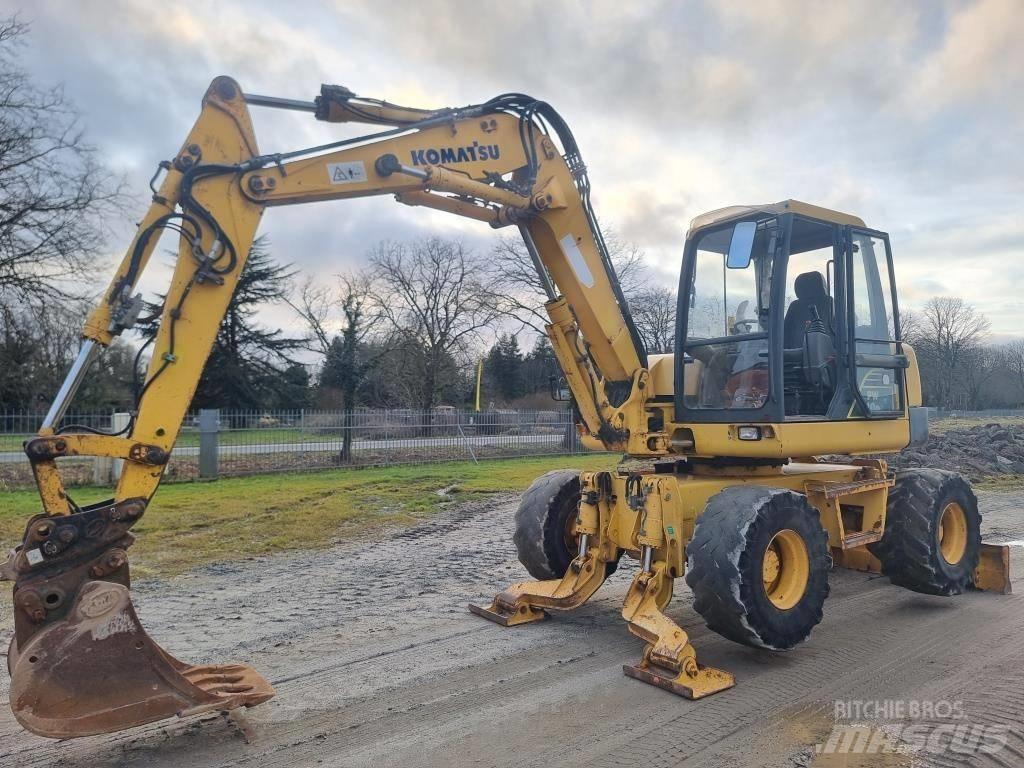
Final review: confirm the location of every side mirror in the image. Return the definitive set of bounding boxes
[726,221,756,269]
[549,375,571,402]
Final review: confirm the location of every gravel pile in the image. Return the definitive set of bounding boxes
[884,422,1024,481]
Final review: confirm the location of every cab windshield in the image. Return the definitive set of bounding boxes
[684,218,777,410]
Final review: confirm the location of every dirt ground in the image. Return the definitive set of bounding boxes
[1,488,1022,768]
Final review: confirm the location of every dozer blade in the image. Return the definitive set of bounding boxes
[9,580,273,739]
[832,541,1011,594]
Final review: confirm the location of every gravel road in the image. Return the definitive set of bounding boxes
[1,487,1021,768]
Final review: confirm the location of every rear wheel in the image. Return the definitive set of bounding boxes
[685,486,830,650]
[868,469,980,596]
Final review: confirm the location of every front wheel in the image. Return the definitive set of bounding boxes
[686,486,831,650]
[512,470,584,580]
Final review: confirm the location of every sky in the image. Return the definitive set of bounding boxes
[6,0,1023,342]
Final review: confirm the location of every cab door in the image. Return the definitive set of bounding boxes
[845,228,905,417]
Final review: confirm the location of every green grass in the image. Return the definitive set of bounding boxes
[974,474,1024,491]
[0,455,620,579]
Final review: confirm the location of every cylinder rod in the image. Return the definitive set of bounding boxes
[243,93,317,112]
[641,545,653,573]
[577,533,590,559]
[520,224,557,301]
[41,341,100,430]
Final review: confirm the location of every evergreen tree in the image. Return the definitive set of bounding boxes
[272,363,312,410]
[522,336,559,397]
[142,235,308,410]
[484,333,524,403]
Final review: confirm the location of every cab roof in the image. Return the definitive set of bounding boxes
[687,199,866,235]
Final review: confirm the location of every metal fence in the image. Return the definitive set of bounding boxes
[0,408,590,489]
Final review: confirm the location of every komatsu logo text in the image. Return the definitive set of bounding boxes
[410,141,501,166]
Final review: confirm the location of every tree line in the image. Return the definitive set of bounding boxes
[0,17,679,418]
[905,297,1024,411]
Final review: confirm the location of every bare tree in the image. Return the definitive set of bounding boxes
[630,285,677,354]
[289,272,376,356]
[909,297,991,409]
[370,238,500,414]
[0,17,122,304]
[289,270,380,459]
[485,228,649,335]
[961,345,1003,410]
[1002,340,1024,405]
[0,298,135,410]
[898,308,920,343]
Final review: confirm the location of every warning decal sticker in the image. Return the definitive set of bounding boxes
[326,161,368,185]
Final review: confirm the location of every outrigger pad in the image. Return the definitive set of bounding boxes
[623,659,735,700]
[9,581,274,739]
[468,599,548,626]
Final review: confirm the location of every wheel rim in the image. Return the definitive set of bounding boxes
[762,529,810,610]
[939,502,968,565]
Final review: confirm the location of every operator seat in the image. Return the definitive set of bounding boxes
[783,271,833,348]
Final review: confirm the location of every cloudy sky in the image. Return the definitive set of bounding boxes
[7,0,1023,340]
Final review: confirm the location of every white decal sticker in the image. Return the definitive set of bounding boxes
[25,548,43,565]
[559,234,595,288]
[326,161,368,185]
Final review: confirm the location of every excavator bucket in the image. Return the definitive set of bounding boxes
[4,492,274,739]
[8,580,273,739]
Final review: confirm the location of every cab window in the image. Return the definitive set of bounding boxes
[684,219,776,411]
[781,218,839,418]
[849,231,902,414]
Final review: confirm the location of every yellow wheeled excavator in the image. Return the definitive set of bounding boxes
[3,76,1011,738]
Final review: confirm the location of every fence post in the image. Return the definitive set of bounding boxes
[199,408,220,480]
[92,413,114,485]
[101,412,133,484]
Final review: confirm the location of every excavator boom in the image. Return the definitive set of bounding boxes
[4,76,648,738]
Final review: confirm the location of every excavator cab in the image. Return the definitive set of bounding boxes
[676,201,909,427]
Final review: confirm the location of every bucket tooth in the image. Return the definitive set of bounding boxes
[9,580,273,739]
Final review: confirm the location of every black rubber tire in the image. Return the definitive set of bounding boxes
[867,469,980,596]
[685,486,831,651]
[513,470,583,579]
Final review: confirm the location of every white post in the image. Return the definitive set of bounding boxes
[110,412,132,482]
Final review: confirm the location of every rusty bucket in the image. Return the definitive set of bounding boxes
[9,580,273,739]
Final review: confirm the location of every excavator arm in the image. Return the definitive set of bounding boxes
[3,76,650,738]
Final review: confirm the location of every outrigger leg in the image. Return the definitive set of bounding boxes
[621,550,735,699]
[469,532,608,625]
